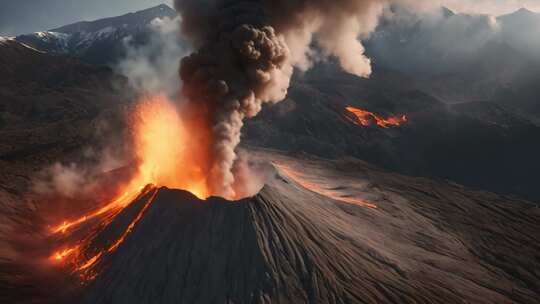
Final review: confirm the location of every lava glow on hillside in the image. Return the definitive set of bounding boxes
[48,95,214,281]
[345,106,408,128]
[276,164,377,209]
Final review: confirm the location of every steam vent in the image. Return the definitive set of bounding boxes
[72,153,539,304]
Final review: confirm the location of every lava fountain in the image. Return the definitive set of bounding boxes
[48,95,216,280]
[131,95,211,199]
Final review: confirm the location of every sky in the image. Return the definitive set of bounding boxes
[0,0,539,36]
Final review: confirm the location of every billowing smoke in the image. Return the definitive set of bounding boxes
[174,0,388,198]
[32,148,124,199]
[116,16,189,97]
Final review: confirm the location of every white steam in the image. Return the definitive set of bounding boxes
[116,16,189,96]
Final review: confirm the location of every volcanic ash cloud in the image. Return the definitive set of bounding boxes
[174,0,386,198]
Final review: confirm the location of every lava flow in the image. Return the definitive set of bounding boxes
[345,106,408,128]
[275,163,377,209]
[49,95,214,280]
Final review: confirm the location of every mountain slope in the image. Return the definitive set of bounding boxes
[0,38,128,218]
[73,151,540,304]
[497,8,540,56]
[245,64,540,201]
[51,4,176,34]
[14,5,177,65]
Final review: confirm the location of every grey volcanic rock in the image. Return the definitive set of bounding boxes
[79,152,540,304]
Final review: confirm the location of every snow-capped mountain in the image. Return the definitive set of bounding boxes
[16,31,70,53]
[15,4,177,65]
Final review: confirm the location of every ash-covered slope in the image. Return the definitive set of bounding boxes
[80,151,540,304]
[0,38,127,169]
[0,38,128,228]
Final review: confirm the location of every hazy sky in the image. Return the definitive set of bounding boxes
[0,0,538,36]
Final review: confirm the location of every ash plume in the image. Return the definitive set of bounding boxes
[174,0,388,198]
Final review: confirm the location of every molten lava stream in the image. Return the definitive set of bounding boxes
[50,95,214,281]
[75,187,159,276]
[275,164,377,209]
[49,186,156,268]
[345,106,407,128]
[51,188,142,234]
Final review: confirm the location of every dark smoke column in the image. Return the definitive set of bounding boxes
[175,0,386,198]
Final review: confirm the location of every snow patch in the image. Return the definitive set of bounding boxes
[28,31,71,52]
[19,42,46,53]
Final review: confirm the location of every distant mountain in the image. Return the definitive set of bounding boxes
[14,4,177,65]
[367,6,509,77]
[497,8,540,59]
[365,6,540,115]
[51,4,177,34]
[498,7,540,24]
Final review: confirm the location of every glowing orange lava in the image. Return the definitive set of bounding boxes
[107,189,159,253]
[51,96,211,234]
[52,246,79,261]
[345,106,407,128]
[275,164,377,209]
[49,95,214,279]
[132,96,211,199]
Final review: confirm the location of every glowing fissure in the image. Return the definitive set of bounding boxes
[53,247,79,261]
[276,164,377,209]
[107,188,159,253]
[71,188,159,278]
[52,190,135,234]
[345,106,407,128]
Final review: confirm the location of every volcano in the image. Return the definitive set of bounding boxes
[2,4,540,304]
[44,150,537,304]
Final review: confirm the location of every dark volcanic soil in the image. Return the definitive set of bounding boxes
[76,150,540,304]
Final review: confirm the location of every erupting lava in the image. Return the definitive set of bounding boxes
[345,106,408,128]
[49,95,214,280]
[130,95,211,199]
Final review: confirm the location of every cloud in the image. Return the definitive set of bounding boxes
[115,16,189,96]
